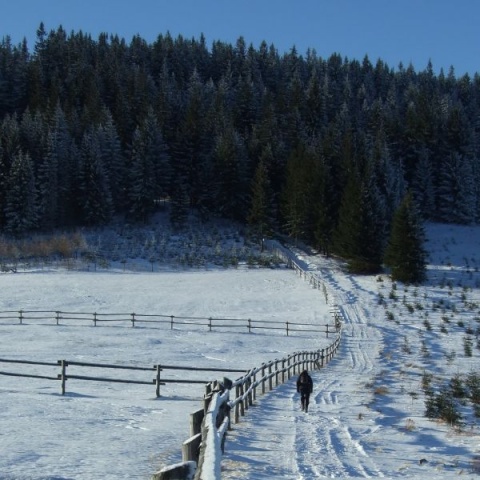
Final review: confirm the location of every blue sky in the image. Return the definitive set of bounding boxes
[1,0,478,77]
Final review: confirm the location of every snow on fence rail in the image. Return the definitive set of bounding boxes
[154,335,342,480]
[0,358,246,397]
[0,309,336,336]
[154,241,344,479]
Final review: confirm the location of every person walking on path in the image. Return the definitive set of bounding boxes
[297,369,313,412]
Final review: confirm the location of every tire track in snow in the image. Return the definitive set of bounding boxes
[223,248,386,478]
[291,251,385,477]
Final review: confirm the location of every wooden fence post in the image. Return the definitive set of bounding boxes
[286,321,289,336]
[240,383,245,417]
[281,359,285,383]
[248,319,251,333]
[190,409,204,436]
[170,315,174,329]
[261,364,266,394]
[93,312,97,326]
[234,385,240,423]
[208,317,212,332]
[56,311,60,325]
[58,360,67,395]
[131,313,135,327]
[155,365,162,397]
[19,310,23,325]
[268,363,273,391]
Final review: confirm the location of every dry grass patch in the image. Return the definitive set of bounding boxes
[374,385,389,395]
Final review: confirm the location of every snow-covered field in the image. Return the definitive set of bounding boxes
[0,266,333,479]
[1,222,480,479]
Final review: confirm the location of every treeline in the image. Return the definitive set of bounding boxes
[0,24,478,275]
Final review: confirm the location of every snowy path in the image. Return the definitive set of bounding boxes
[222,252,389,479]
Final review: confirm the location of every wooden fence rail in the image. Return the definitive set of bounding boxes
[0,309,335,337]
[155,332,343,480]
[0,358,246,397]
[155,240,344,479]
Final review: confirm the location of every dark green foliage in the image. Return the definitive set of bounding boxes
[384,192,427,283]
[0,25,478,248]
[463,335,473,357]
[77,130,113,225]
[281,145,317,243]
[4,150,37,234]
[450,374,467,398]
[332,165,385,273]
[466,373,480,404]
[247,157,274,240]
[424,385,463,425]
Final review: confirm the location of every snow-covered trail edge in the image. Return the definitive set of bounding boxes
[222,249,390,479]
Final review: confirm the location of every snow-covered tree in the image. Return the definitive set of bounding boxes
[437,151,476,224]
[77,129,113,225]
[4,150,38,234]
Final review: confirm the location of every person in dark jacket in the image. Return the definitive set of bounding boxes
[297,369,313,412]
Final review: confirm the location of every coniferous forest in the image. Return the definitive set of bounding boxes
[0,24,479,275]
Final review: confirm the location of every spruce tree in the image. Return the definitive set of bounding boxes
[212,126,247,221]
[281,145,316,243]
[384,191,427,284]
[247,157,274,241]
[332,172,363,262]
[97,110,126,213]
[77,130,113,226]
[4,150,38,235]
[332,172,384,273]
[126,127,156,222]
[37,130,60,229]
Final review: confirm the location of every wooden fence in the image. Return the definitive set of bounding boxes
[154,335,342,480]
[0,309,336,337]
[155,239,344,479]
[0,358,246,397]
[265,239,334,304]
[1,237,343,479]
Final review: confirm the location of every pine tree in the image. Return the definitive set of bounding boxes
[411,146,436,220]
[437,151,476,224]
[281,144,326,244]
[126,127,156,222]
[46,104,77,227]
[77,129,113,226]
[384,191,427,284]
[247,156,274,240]
[332,172,363,260]
[141,108,171,202]
[37,130,60,229]
[332,170,384,273]
[312,155,335,257]
[97,110,125,213]
[212,126,248,221]
[4,150,38,235]
[169,182,190,228]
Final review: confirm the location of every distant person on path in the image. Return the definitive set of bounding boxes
[297,369,313,412]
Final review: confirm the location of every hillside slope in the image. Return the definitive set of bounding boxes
[222,223,480,478]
